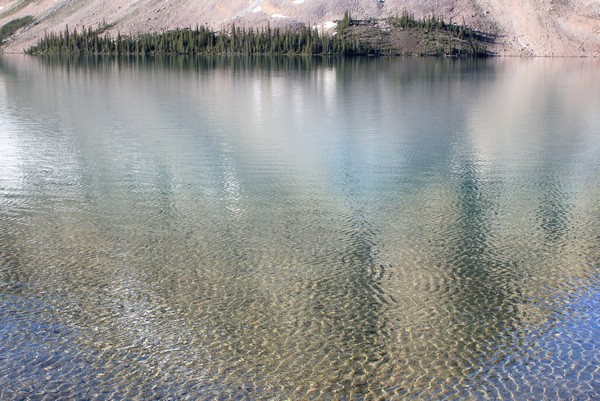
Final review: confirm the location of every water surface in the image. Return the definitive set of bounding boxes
[1,55,599,400]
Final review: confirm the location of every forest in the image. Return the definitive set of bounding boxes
[25,12,490,57]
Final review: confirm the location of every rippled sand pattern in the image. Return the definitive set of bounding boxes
[1,56,599,400]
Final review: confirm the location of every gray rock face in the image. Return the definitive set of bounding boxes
[1,0,599,56]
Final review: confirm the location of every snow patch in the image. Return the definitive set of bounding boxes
[517,36,529,48]
[323,21,337,29]
[253,6,262,13]
[271,14,288,19]
[292,0,305,4]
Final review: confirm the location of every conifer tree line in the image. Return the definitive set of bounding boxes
[25,12,488,56]
[26,23,362,56]
[392,11,473,38]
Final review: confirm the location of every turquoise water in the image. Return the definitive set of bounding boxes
[1,55,599,400]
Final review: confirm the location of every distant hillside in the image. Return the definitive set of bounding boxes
[1,0,599,56]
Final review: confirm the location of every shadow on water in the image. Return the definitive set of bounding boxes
[441,142,532,391]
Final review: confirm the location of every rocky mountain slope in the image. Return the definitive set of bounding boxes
[1,0,599,56]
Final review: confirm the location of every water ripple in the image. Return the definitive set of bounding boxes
[1,55,599,400]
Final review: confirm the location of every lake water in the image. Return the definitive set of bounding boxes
[1,55,599,400]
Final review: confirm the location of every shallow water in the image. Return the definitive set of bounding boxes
[1,55,599,400]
